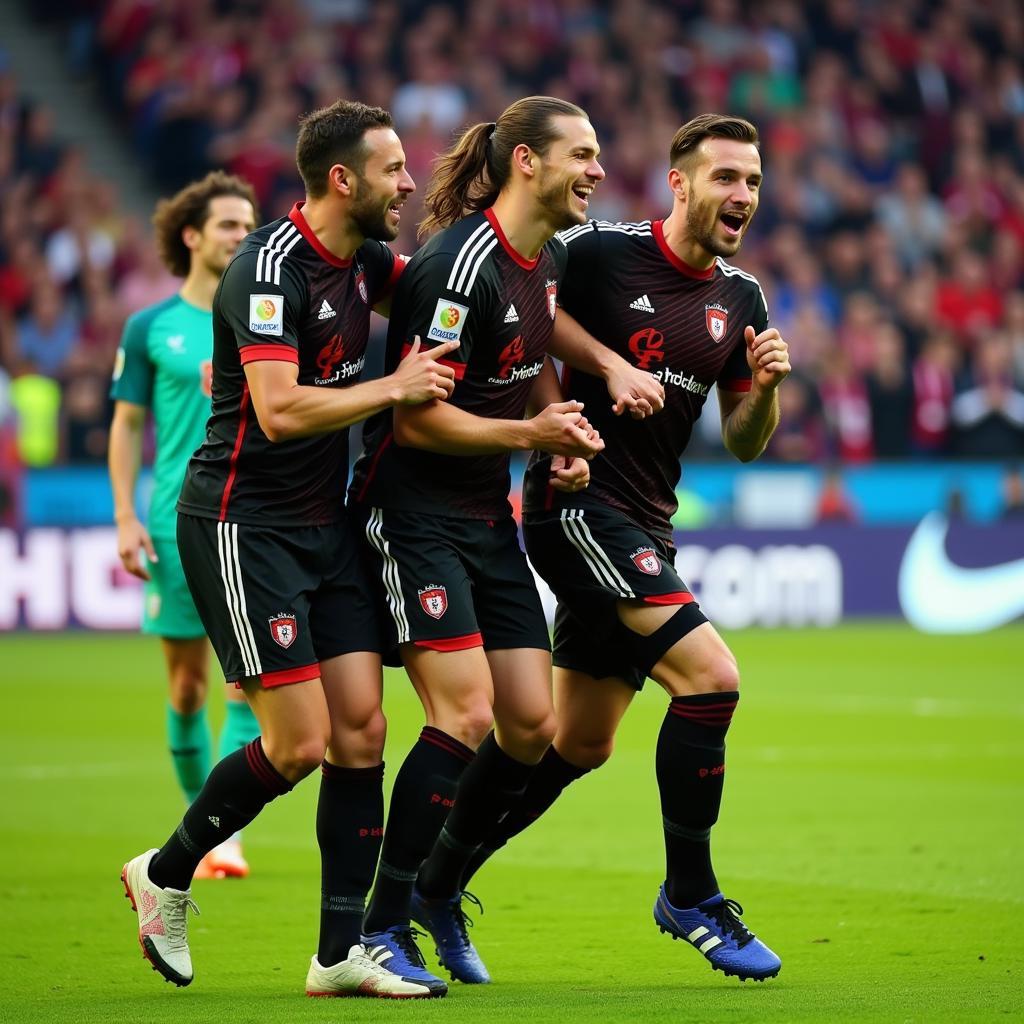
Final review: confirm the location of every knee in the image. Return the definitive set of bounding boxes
[264,733,329,783]
[703,653,740,694]
[559,732,614,771]
[442,702,495,750]
[168,673,207,715]
[331,709,387,764]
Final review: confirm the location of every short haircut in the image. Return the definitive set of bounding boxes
[152,171,257,278]
[669,113,759,173]
[295,100,394,198]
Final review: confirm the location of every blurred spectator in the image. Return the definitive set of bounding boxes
[1000,464,1024,520]
[866,322,915,458]
[875,163,947,271]
[910,331,959,455]
[14,282,80,378]
[816,466,859,523]
[8,359,61,467]
[764,372,828,462]
[950,333,1024,457]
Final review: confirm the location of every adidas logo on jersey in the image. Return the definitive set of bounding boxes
[504,303,519,323]
[318,299,337,320]
[630,294,655,313]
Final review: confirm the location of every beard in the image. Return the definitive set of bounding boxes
[685,187,744,258]
[351,179,400,241]
[536,171,584,232]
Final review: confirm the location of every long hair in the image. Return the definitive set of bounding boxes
[420,95,587,239]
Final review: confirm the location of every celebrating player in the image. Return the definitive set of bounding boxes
[109,172,261,880]
[348,95,663,993]
[459,113,789,982]
[120,101,460,999]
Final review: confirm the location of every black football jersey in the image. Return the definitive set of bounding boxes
[522,219,766,541]
[177,203,401,526]
[350,208,568,519]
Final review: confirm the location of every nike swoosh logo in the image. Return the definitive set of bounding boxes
[898,511,1024,632]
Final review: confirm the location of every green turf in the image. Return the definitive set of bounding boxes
[1,625,1021,1023]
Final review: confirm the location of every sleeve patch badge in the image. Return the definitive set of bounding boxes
[249,294,284,336]
[426,299,469,344]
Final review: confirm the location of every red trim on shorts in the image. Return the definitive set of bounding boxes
[240,344,298,365]
[652,220,716,279]
[259,663,320,688]
[413,632,484,652]
[484,207,539,270]
[718,378,752,392]
[354,431,393,502]
[289,202,350,267]
[400,341,466,379]
[644,592,695,606]
[219,383,250,521]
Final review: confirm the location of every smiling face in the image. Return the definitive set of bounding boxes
[349,126,416,242]
[532,114,605,231]
[678,137,762,259]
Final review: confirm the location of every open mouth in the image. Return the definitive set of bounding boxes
[720,211,746,236]
[572,183,595,208]
[388,199,405,218]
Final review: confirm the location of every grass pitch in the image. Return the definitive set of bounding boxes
[1,625,1021,1023]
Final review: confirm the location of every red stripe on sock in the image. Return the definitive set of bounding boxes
[420,728,475,763]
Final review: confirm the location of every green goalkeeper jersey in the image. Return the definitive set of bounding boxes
[110,294,214,539]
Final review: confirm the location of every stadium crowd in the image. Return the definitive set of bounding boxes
[1,0,1023,497]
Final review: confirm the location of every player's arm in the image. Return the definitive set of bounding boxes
[246,337,458,442]
[719,325,791,462]
[108,400,157,580]
[526,358,593,492]
[549,308,665,419]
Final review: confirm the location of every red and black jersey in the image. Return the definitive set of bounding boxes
[350,208,568,519]
[522,219,766,542]
[177,202,402,526]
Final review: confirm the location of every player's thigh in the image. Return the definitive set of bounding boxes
[359,506,482,648]
[142,535,206,640]
[176,514,322,689]
[401,644,495,745]
[646,619,740,697]
[241,676,331,780]
[552,667,636,769]
[319,650,386,767]
[486,646,555,761]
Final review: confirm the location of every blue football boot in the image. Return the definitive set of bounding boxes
[360,925,448,996]
[654,885,781,981]
[411,888,491,984]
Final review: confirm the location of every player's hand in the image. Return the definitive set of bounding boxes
[607,357,665,419]
[549,454,591,493]
[745,326,790,391]
[530,400,605,459]
[116,516,156,581]
[394,336,459,404]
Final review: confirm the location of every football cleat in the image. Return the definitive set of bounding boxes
[205,838,250,879]
[305,945,438,998]
[359,926,448,997]
[121,849,199,986]
[654,885,781,981]
[411,887,490,984]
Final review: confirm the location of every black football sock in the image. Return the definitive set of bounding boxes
[316,761,385,967]
[460,744,590,888]
[362,727,473,934]
[417,732,538,901]
[657,691,739,909]
[149,739,292,891]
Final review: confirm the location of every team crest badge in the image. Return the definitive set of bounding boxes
[630,547,662,576]
[705,303,728,342]
[418,585,448,619]
[268,613,298,648]
[355,271,368,304]
[546,280,558,320]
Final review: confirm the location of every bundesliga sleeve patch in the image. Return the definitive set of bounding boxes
[426,299,469,344]
[249,294,284,336]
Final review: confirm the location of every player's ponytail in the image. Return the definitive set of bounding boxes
[420,95,588,239]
